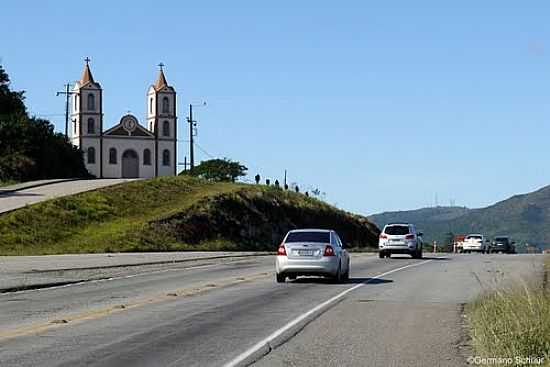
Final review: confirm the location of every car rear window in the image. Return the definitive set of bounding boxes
[384,225,409,235]
[495,237,509,243]
[285,231,330,243]
[466,235,482,240]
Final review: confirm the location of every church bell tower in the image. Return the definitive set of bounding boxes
[71,58,103,178]
[147,63,177,176]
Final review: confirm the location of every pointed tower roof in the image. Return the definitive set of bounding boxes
[154,63,168,91]
[80,57,95,85]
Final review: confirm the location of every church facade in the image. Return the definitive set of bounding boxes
[71,60,177,178]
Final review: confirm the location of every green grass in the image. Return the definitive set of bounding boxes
[0,179,19,187]
[0,176,379,255]
[466,256,550,366]
[0,176,241,255]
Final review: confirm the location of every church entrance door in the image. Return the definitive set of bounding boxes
[122,149,139,178]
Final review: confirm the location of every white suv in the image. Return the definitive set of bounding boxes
[378,223,423,259]
[462,234,489,253]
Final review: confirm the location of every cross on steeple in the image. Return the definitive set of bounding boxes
[158,62,165,71]
[85,57,91,65]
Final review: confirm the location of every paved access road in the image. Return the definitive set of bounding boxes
[0,253,544,367]
[0,179,135,214]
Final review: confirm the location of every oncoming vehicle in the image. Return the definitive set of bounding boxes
[378,223,423,259]
[462,234,489,253]
[275,229,350,283]
[490,236,516,254]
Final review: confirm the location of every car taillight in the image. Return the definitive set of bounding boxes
[405,234,415,240]
[379,234,388,240]
[277,244,287,256]
[324,245,335,256]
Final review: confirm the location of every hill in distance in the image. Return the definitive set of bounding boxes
[369,185,550,252]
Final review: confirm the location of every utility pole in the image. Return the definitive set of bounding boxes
[56,83,76,139]
[187,104,196,172]
[284,170,287,187]
[186,102,206,173]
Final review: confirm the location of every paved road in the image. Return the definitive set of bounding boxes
[0,253,544,367]
[0,251,270,290]
[0,179,135,214]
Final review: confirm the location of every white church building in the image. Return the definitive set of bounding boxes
[71,60,177,178]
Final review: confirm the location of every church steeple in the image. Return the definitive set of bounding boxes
[147,62,177,177]
[153,63,168,91]
[80,57,95,85]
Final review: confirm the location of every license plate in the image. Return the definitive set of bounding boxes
[297,250,314,256]
[391,240,404,245]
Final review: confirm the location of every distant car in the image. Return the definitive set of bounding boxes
[490,236,516,254]
[378,223,423,259]
[462,234,489,253]
[275,229,350,283]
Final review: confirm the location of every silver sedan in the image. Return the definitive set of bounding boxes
[275,229,350,283]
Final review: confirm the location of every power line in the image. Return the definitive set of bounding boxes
[194,141,215,159]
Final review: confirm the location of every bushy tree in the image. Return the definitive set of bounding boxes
[190,158,247,182]
[0,65,88,181]
[0,65,26,118]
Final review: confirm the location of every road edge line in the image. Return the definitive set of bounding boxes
[223,259,433,367]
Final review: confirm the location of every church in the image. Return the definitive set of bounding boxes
[71,59,177,178]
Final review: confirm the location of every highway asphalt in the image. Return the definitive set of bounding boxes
[0,253,544,367]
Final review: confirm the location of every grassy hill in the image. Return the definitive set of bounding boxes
[0,176,379,255]
[369,185,550,251]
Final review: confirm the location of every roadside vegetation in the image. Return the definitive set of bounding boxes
[467,256,550,365]
[0,176,379,255]
[0,64,89,182]
[0,179,18,187]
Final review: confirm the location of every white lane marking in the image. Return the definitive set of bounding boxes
[0,263,224,296]
[223,259,433,367]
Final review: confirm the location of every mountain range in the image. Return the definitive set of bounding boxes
[368,185,550,252]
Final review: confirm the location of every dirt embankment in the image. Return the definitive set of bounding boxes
[147,187,380,251]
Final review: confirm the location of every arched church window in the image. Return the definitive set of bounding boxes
[109,148,117,164]
[162,97,169,113]
[162,149,170,166]
[87,147,96,164]
[150,98,153,114]
[87,93,95,110]
[87,118,95,134]
[143,149,151,165]
[74,95,78,111]
[162,120,170,137]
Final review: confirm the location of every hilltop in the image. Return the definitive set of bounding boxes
[0,176,379,255]
[369,185,550,251]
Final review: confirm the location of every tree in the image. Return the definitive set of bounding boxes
[0,65,26,118]
[295,185,300,193]
[255,174,260,184]
[0,64,89,181]
[284,184,288,190]
[190,158,247,182]
[274,179,280,188]
[266,179,270,186]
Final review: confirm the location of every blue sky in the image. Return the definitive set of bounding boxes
[2,1,549,214]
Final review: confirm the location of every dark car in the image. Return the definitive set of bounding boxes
[490,236,516,254]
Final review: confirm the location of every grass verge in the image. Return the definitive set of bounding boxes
[0,175,379,255]
[466,256,550,366]
[0,180,19,188]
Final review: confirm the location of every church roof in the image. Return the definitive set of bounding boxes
[80,62,95,85]
[153,69,168,91]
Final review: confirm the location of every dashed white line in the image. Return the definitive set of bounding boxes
[223,259,433,367]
